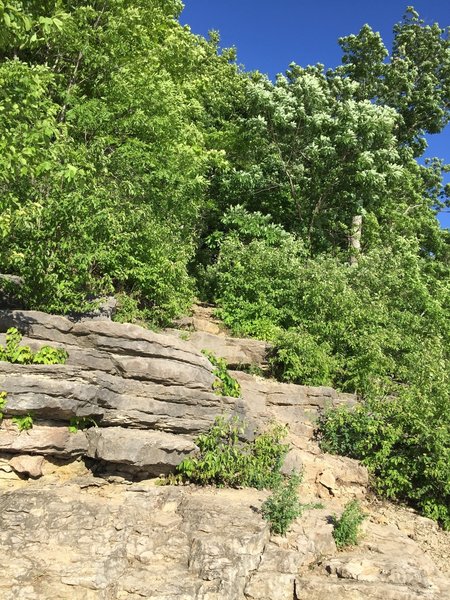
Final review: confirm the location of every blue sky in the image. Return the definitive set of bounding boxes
[181,1,450,228]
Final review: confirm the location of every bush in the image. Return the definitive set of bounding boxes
[176,416,288,489]
[202,350,241,397]
[0,328,68,365]
[319,380,450,529]
[0,391,7,420]
[269,328,337,386]
[331,500,367,548]
[261,472,303,535]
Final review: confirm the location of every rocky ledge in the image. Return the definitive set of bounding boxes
[0,310,449,599]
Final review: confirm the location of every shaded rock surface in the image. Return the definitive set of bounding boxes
[0,310,449,599]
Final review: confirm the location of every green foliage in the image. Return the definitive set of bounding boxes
[202,350,241,398]
[0,391,7,420]
[0,328,68,364]
[331,500,367,548]
[0,0,243,323]
[176,416,288,489]
[337,8,450,155]
[12,413,33,432]
[269,329,337,387]
[209,210,450,528]
[319,378,450,530]
[68,416,98,433]
[261,472,302,535]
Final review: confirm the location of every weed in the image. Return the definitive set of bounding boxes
[0,391,7,420]
[68,416,98,433]
[261,472,302,535]
[261,473,323,535]
[12,413,33,432]
[331,500,367,548]
[176,416,288,489]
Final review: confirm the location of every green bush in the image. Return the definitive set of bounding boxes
[319,380,450,529]
[261,472,303,535]
[0,328,68,365]
[331,500,367,548]
[176,416,288,489]
[202,351,241,398]
[269,328,337,387]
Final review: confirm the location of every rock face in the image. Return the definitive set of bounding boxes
[0,310,449,600]
[0,310,353,479]
[0,479,448,600]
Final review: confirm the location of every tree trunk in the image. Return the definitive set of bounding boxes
[349,214,363,265]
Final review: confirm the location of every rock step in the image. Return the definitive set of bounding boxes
[0,422,196,476]
[166,329,270,368]
[0,310,214,373]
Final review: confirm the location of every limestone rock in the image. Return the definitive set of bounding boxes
[86,427,197,475]
[0,481,448,600]
[9,454,44,478]
[184,331,269,368]
[0,363,235,434]
[0,309,449,600]
[0,421,88,457]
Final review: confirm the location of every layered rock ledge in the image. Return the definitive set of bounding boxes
[0,310,449,599]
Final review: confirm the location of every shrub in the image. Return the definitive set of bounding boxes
[176,416,288,489]
[202,351,241,397]
[261,472,303,535]
[0,391,7,420]
[331,500,367,548]
[319,379,450,529]
[269,328,337,386]
[0,327,68,365]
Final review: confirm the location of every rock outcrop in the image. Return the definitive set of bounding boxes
[0,309,449,600]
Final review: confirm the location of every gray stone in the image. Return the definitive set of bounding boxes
[86,427,197,474]
[184,330,270,368]
[0,363,235,434]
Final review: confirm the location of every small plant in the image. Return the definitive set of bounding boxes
[331,500,367,548]
[176,416,288,489]
[261,472,303,535]
[0,391,7,420]
[33,345,68,365]
[12,413,34,432]
[0,328,68,365]
[261,473,323,535]
[68,416,98,433]
[202,350,241,398]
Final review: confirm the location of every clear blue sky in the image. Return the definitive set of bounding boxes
[181,1,450,228]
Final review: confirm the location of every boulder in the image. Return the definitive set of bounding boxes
[9,454,45,478]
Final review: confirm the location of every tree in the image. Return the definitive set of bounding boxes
[337,7,450,156]
[0,0,244,322]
